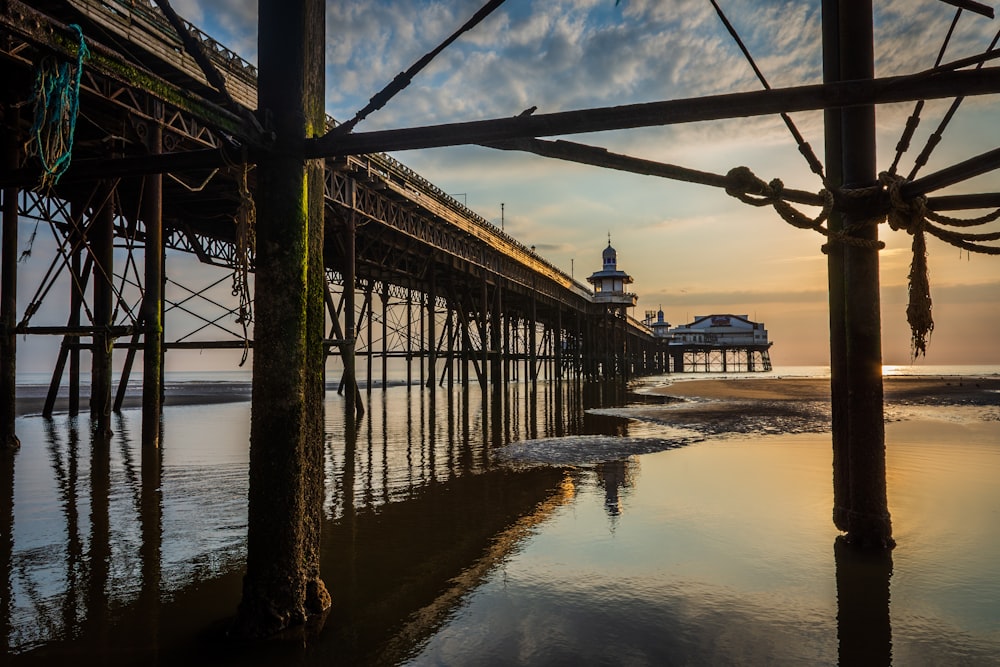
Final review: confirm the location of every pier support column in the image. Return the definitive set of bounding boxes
[490,280,502,386]
[343,202,361,417]
[91,184,115,435]
[69,203,84,416]
[426,271,436,390]
[824,0,851,531]
[238,0,331,636]
[406,290,413,387]
[838,0,892,549]
[0,133,18,449]
[381,282,389,389]
[142,113,163,449]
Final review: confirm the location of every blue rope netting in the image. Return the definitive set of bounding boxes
[27,23,90,190]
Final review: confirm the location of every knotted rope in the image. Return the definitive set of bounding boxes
[724,166,1000,358]
[230,159,256,366]
[25,24,90,191]
[724,166,832,232]
[881,174,934,357]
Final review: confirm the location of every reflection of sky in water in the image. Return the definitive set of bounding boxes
[410,421,1000,666]
[7,383,1000,664]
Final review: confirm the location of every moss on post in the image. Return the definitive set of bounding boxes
[235,0,329,637]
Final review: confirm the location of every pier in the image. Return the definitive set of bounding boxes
[0,0,665,435]
[3,0,1000,639]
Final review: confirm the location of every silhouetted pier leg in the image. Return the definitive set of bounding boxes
[0,134,18,449]
[406,290,413,387]
[555,310,563,380]
[490,282,502,387]
[342,196,363,418]
[91,185,115,435]
[69,204,84,416]
[823,0,851,532]
[142,112,163,448]
[237,0,330,636]
[364,281,374,394]
[839,0,893,549]
[426,272,436,389]
[381,283,389,388]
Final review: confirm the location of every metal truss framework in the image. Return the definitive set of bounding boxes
[0,0,672,435]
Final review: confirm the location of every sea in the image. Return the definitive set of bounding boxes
[3,365,999,665]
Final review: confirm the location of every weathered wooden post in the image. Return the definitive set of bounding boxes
[838,0,893,549]
[142,109,164,449]
[343,188,362,418]
[69,203,84,416]
[491,280,502,385]
[236,0,331,635]
[0,133,18,449]
[91,184,115,435]
[823,0,850,532]
[426,270,436,389]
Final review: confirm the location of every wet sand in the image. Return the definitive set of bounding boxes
[647,375,1000,406]
[13,381,254,418]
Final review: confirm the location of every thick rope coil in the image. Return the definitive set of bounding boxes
[25,24,90,191]
[726,165,1000,358]
[725,166,832,232]
[725,166,844,243]
[880,173,933,357]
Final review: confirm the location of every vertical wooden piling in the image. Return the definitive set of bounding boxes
[490,281,502,386]
[91,185,115,434]
[142,113,163,448]
[381,283,389,388]
[69,204,84,416]
[839,0,893,549]
[823,0,851,532]
[480,276,489,389]
[344,202,359,417]
[426,271,436,389]
[406,290,413,387]
[0,133,18,449]
[237,0,331,636]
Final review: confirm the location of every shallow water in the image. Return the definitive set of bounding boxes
[3,374,999,665]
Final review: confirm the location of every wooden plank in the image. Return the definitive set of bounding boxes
[308,68,1000,157]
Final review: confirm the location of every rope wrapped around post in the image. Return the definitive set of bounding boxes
[723,166,1000,359]
[881,172,1000,356]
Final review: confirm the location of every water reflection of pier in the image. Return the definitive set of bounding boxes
[1,376,903,663]
[2,381,592,661]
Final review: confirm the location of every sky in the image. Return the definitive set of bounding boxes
[12,0,1000,372]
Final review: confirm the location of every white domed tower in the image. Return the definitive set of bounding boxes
[587,237,637,308]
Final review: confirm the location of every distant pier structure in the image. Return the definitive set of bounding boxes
[645,310,772,373]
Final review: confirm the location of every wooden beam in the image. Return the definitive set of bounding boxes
[937,0,994,19]
[308,68,1000,157]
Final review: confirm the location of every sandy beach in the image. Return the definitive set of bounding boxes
[13,380,254,418]
[647,375,1000,406]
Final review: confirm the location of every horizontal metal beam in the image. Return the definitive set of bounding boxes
[307,68,1000,157]
[16,325,133,336]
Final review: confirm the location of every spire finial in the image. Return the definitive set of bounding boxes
[607,231,611,246]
